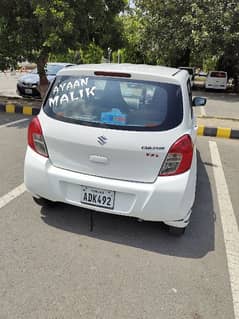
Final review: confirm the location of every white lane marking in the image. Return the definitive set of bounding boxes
[0,183,26,209]
[0,118,29,128]
[200,106,206,116]
[209,141,239,319]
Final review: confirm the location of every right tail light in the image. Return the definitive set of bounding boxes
[159,134,193,176]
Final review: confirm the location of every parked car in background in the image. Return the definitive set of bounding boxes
[179,66,196,87]
[205,71,228,91]
[24,63,206,235]
[17,63,74,98]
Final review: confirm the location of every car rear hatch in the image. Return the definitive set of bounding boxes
[41,70,184,183]
[207,71,227,87]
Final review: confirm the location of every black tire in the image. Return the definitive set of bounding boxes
[168,226,186,236]
[33,196,55,207]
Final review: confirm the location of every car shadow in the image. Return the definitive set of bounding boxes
[40,151,215,259]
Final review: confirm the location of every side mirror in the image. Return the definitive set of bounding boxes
[192,96,207,107]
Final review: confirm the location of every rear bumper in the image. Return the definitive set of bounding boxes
[205,83,227,90]
[24,147,197,226]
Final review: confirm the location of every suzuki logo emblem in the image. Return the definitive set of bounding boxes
[97,136,107,145]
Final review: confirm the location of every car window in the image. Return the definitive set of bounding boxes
[210,71,227,78]
[44,76,183,131]
[46,64,65,75]
[31,68,38,74]
[30,65,66,75]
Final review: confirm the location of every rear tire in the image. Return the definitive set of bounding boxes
[33,196,55,207]
[168,226,186,236]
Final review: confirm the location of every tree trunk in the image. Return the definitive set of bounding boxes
[37,51,49,99]
[174,48,191,67]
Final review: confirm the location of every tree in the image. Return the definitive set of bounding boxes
[133,0,213,66]
[119,12,145,63]
[0,0,127,97]
[80,43,103,64]
[209,1,239,91]
[126,0,239,84]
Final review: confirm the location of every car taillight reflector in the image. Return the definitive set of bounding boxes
[28,117,49,158]
[159,135,193,176]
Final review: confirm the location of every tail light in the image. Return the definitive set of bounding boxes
[159,135,193,176]
[28,117,49,158]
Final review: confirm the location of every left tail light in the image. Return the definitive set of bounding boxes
[28,117,49,158]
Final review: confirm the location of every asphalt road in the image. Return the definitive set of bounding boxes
[1,72,239,120]
[193,89,239,120]
[0,112,239,319]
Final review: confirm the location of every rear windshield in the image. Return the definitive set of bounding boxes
[31,64,67,75]
[46,64,64,75]
[210,71,227,78]
[43,76,183,131]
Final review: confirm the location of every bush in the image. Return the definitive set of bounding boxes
[203,56,218,72]
[49,43,103,65]
[80,43,103,64]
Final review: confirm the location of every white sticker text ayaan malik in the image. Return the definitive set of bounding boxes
[49,77,96,107]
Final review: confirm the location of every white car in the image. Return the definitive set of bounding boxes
[179,66,195,87]
[205,71,228,90]
[24,64,206,235]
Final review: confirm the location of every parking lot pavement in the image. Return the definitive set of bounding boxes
[215,137,239,227]
[0,72,23,97]
[0,112,239,318]
[0,113,30,126]
[197,117,239,130]
[193,89,239,120]
[0,115,30,197]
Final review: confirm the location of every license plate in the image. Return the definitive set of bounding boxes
[25,88,32,94]
[81,186,115,209]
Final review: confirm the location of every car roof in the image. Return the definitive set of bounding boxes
[58,63,188,83]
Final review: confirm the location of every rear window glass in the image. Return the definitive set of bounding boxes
[46,64,66,75]
[210,71,227,78]
[43,76,183,131]
[31,64,67,75]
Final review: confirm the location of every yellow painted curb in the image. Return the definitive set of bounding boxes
[22,106,33,115]
[216,127,231,138]
[197,126,204,136]
[5,104,15,113]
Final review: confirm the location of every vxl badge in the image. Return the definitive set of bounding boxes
[97,136,107,146]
